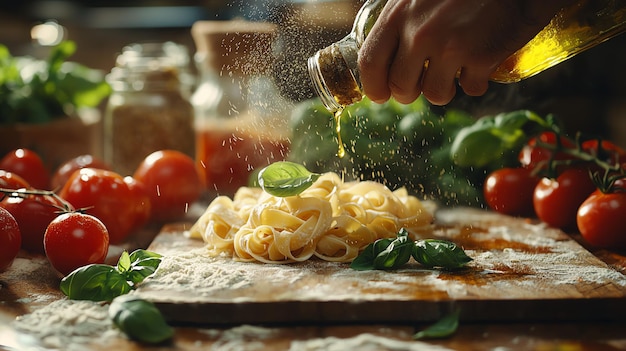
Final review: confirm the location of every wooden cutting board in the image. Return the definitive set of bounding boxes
[136,207,626,325]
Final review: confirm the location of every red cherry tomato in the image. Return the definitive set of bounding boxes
[518,132,575,171]
[484,167,540,217]
[0,149,50,190]
[133,150,202,222]
[51,154,111,191]
[533,167,597,231]
[581,139,626,167]
[123,176,152,233]
[0,206,21,272]
[44,212,109,276]
[0,191,64,254]
[0,170,30,191]
[577,187,626,250]
[58,168,150,244]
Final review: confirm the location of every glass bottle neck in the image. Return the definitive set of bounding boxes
[308,36,362,113]
[307,0,387,112]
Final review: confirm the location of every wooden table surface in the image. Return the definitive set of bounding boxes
[2,209,626,351]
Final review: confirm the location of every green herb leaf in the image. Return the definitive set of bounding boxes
[60,264,133,301]
[352,229,473,271]
[125,250,163,285]
[412,239,472,269]
[351,229,413,270]
[129,249,162,263]
[117,251,131,273]
[450,110,553,169]
[413,309,460,340]
[372,229,413,269]
[109,294,173,344]
[60,249,162,302]
[258,161,321,197]
[350,238,394,270]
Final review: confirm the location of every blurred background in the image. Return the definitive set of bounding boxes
[1,0,626,169]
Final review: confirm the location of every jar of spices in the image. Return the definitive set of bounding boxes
[190,20,293,196]
[104,42,195,176]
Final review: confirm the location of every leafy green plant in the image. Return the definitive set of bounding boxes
[288,96,558,207]
[60,249,162,301]
[450,110,554,168]
[0,41,111,125]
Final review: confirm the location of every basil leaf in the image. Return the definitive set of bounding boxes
[450,126,505,168]
[61,249,162,302]
[126,264,160,285]
[117,251,131,273]
[412,239,472,269]
[350,238,394,270]
[109,294,173,344]
[129,249,162,263]
[125,249,162,284]
[413,309,460,340]
[493,110,551,133]
[372,231,413,270]
[258,161,321,197]
[60,264,133,301]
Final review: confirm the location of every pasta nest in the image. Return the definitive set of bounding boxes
[189,172,434,263]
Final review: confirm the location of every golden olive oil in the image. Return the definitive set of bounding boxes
[309,0,626,110]
[491,0,626,82]
[334,108,346,158]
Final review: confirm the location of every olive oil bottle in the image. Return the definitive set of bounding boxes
[308,0,626,113]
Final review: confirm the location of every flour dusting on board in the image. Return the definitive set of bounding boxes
[139,216,626,304]
[134,208,626,324]
[12,299,122,350]
[288,333,454,351]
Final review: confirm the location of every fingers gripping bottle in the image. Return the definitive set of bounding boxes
[308,0,626,112]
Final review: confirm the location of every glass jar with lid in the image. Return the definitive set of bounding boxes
[190,20,293,196]
[104,42,195,176]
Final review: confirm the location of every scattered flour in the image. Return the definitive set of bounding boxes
[141,247,309,298]
[196,325,454,351]
[288,333,454,351]
[138,233,626,306]
[15,293,58,305]
[12,299,122,350]
[198,325,277,351]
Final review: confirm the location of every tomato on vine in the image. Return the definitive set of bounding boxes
[518,131,575,172]
[44,212,109,276]
[0,190,64,254]
[0,206,21,272]
[133,150,202,222]
[533,167,597,231]
[0,149,50,190]
[58,168,151,244]
[484,167,540,217]
[0,170,30,191]
[577,179,626,250]
[581,139,626,167]
[123,176,152,233]
[51,154,111,190]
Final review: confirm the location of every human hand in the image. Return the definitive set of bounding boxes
[357,0,575,106]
